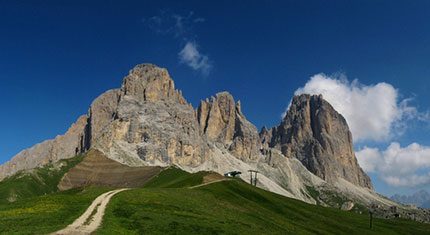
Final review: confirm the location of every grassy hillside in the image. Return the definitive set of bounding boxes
[142,167,210,188]
[98,168,430,235]
[1,166,429,234]
[0,187,111,234]
[0,154,85,204]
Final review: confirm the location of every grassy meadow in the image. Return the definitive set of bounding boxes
[1,166,430,234]
[97,168,430,234]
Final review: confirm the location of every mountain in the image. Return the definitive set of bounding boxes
[2,63,428,222]
[391,190,430,208]
[266,94,372,189]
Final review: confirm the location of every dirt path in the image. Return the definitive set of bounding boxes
[189,179,229,189]
[52,188,129,235]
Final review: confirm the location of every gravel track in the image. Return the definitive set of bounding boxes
[52,188,129,235]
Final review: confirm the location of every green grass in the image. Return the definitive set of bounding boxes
[0,187,111,234]
[142,167,208,188]
[1,166,430,234]
[305,185,320,203]
[321,190,348,207]
[97,170,430,235]
[0,154,85,204]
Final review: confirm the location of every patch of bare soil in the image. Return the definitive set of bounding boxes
[58,149,163,190]
[202,172,225,184]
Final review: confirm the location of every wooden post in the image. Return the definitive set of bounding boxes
[249,171,253,185]
[369,211,373,230]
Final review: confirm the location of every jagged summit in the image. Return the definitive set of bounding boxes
[121,63,186,104]
[130,63,159,72]
[267,94,373,189]
[196,91,260,160]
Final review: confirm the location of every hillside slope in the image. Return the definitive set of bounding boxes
[0,153,84,204]
[98,168,430,234]
[0,168,429,234]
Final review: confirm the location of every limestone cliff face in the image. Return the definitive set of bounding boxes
[88,89,120,146]
[268,94,373,189]
[120,64,186,104]
[196,92,261,161]
[91,64,209,168]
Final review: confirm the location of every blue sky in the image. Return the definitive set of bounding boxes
[1,0,430,197]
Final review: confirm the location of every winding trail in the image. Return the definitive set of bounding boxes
[53,188,129,235]
[189,179,229,189]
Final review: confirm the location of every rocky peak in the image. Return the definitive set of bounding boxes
[120,63,186,104]
[196,92,261,160]
[269,94,373,189]
[88,64,192,146]
[196,92,236,141]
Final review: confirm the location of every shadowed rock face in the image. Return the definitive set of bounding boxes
[266,94,373,189]
[58,149,163,190]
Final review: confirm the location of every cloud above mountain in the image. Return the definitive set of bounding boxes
[178,42,211,75]
[294,73,418,142]
[294,74,430,188]
[356,143,430,187]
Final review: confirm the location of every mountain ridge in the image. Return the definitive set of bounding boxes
[0,63,375,193]
[391,190,430,208]
[0,63,410,216]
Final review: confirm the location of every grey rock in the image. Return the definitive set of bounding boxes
[268,94,373,189]
[259,126,272,150]
[196,92,261,161]
[341,201,355,211]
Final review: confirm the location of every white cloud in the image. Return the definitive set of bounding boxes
[178,42,212,75]
[356,143,430,187]
[355,147,381,172]
[293,74,418,142]
[143,11,211,75]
